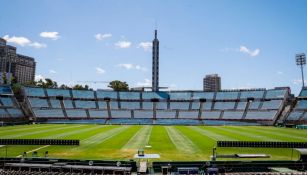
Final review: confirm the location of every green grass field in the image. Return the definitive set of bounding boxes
[0,124,306,161]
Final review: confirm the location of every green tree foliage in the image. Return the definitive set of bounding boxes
[108,80,129,91]
[59,84,71,89]
[72,84,92,90]
[12,83,22,95]
[35,78,58,88]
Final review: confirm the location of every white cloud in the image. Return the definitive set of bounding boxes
[95,33,112,41]
[95,67,106,74]
[116,63,147,71]
[115,41,131,48]
[29,42,47,48]
[3,35,31,46]
[40,31,60,40]
[138,42,152,51]
[136,79,151,87]
[3,35,47,49]
[239,46,260,57]
[35,75,44,81]
[49,70,57,74]
[221,46,260,57]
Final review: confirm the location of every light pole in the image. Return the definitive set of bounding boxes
[296,53,306,87]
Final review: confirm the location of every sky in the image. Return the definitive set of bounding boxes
[1,0,307,95]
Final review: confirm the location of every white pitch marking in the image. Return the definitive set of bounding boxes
[16,145,50,158]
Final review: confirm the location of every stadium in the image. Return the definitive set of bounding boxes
[0,85,307,174]
[1,1,307,174]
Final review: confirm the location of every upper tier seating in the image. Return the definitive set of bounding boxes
[240,90,264,99]
[72,90,94,99]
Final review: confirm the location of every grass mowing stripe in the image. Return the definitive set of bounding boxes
[17,125,105,155]
[0,125,57,134]
[77,126,131,149]
[121,125,152,150]
[230,126,306,141]
[249,126,307,137]
[191,126,237,141]
[165,126,200,154]
[41,125,106,139]
[0,125,84,139]
[148,126,176,151]
[215,126,279,141]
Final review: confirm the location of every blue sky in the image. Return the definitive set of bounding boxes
[1,0,307,94]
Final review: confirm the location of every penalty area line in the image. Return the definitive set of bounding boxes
[16,145,50,158]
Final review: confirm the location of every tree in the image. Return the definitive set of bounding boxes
[12,83,22,95]
[33,78,58,88]
[72,84,92,90]
[108,80,129,91]
[59,84,71,89]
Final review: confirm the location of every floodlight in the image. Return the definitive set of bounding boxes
[296,53,306,87]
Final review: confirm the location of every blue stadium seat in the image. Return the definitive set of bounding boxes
[201,111,221,119]
[24,87,45,97]
[111,110,131,118]
[120,101,141,109]
[216,91,239,100]
[156,110,176,118]
[170,102,190,110]
[66,109,87,118]
[1,97,15,107]
[119,91,140,100]
[222,111,244,119]
[240,90,264,99]
[245,110,277,120]
[142,91,169,99]
[28,98,49,108]
[265,89,287,99]
[33,109,65,118]
[96,90,118,99]
[134,110,153,118]
[88,109,108,118]
[50,99,61,108]
[192,92,215,100]
[74,100,96,108]
[46,88,71,97]
[169,92,192,100]
[72,90,95,99]
[286,111,304,120]
[155,119,201,125]
[214,102,236,110]
[178,111,199,119]
[109,118,152,125]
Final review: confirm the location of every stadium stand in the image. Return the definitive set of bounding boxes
[286,88,307,124]
[0,86,25,124]
[20,87,290,125]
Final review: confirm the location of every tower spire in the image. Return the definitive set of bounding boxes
[155,30,157,39]
[152,29,159,91]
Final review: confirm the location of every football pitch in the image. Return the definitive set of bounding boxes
[0,124,306,161]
